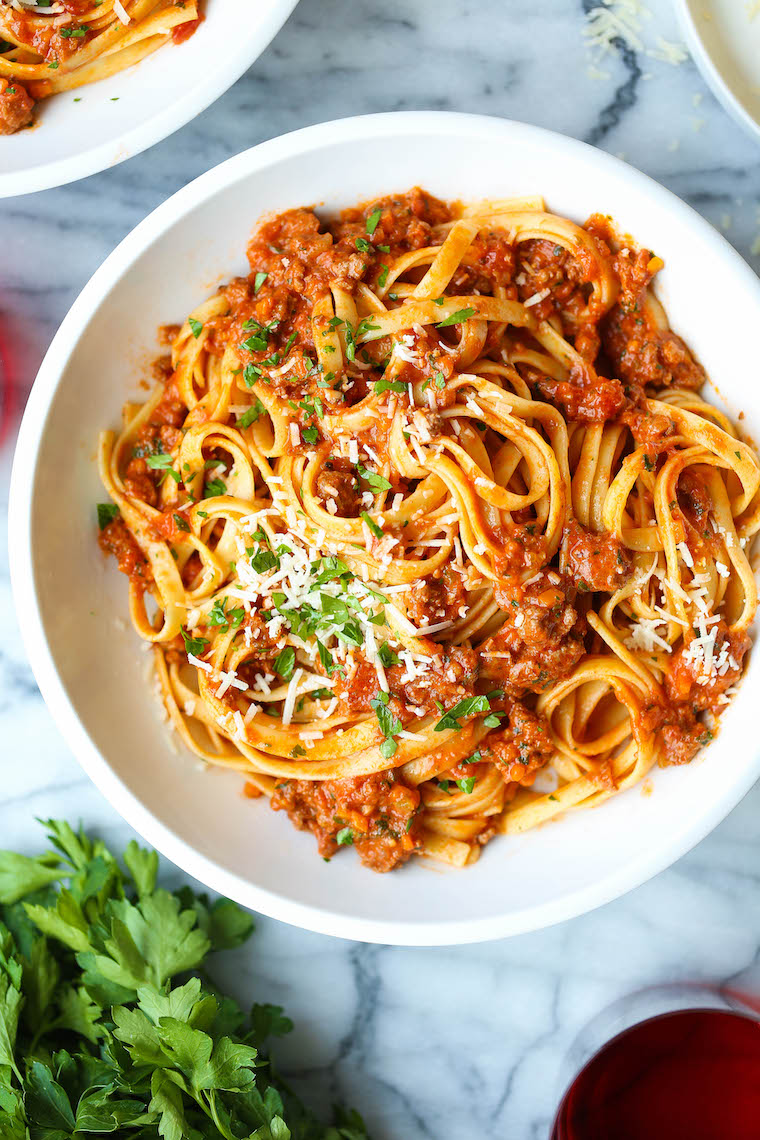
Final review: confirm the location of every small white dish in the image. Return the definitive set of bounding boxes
[0,0,298,198]
[9,112,760,945]
[675,0,760,144]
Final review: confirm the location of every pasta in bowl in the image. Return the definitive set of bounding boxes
[96,187,759,874]
[11,114,760,943]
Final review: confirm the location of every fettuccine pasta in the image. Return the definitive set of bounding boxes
[97,188,760,872]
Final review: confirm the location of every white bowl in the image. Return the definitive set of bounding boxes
[675,0,760,145]
[0,0,298,198]
[9,112,760,945]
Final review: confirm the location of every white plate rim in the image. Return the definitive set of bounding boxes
[0,0,299,199]
[9,110,760,945]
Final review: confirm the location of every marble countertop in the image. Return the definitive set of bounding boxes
[2,0,760,1135]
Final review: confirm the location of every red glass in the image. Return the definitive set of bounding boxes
[551,1006,760,1140]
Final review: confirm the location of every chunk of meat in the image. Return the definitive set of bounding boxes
[604,312,706,392]
[485,700,554,785]
[534,370,627,424]
[479,571,585,694]
[405,566,467,629]
[665,623,749,711]
[637,700,713,767]
[0,80,34,135]
[317,468,361,516]
[98,518,151,586]
[564,521,633,593]
[270,771,422,872]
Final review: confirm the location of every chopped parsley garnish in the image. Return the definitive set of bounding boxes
[237,398,266,428]
[374,378,407,395]
[96,502,119,530]
[355,317,381,339]
[357,464,392,492]
[188,317,204,339]
[436,307,477,328]
[302,424,319,444]
[317,640,335,675]
[253,271,268,294]
[361,511,384,540]
[60,25,88,37]
[344,324,356,361]
[146,453,182,483]
[240,319,278,354]
[205,477,227,497]
[172,513,190,532]
[250,548,279,574]
[180,627,209,656]
[377,641,401,667]
[483,714,502,728]
[208,597,244,632]
[355,237,372,254]
[434,694,491,732]
[456,776,476,794]
[370,691,402,759]
[377,264,389,289]
[336,827,354,846]
[365,208,382,236]
[274,646,296,681]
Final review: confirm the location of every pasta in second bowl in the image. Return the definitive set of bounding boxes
[11,113,760,943]
[0,0,299,196]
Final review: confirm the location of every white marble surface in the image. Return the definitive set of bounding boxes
[2,1,760,1136]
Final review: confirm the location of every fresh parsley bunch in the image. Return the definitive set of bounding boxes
[0,820,369,1140]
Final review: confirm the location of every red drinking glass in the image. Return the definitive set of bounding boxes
[551,985,760,1140]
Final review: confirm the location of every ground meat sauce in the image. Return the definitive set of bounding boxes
[271,772,422,872]
[0,80,34,135]
[484,701,554,785]
[480,573,585,695]
[665,624,749,712]
[564,521,633,593]
[98,519,150,587]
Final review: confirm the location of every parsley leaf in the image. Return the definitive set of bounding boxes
[361,511,384,539]
[434,694,491,732]
[365,209,382,236]
[146,453,182,483]
[436,307,477,328]
[274,646,295,681]
[0,819,372,1140]
[208,597,244,632]
[188,317,203,339]
[96,503,119,530]
[253,271,268,294]
[357,464,392,492]
[205,476,226,497]
[237,398,265,428]
[370,691,401,758]
[374,378,407,395]
[180,628,209,657]
[377,642,400,667]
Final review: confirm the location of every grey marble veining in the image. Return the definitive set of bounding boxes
[2,1,760,1136]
